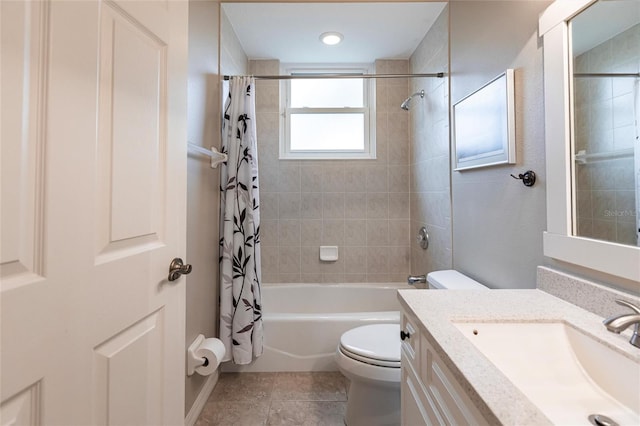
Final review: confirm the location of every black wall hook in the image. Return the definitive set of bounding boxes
[510,170,536,187]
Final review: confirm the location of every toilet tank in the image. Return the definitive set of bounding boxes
[426,270,488,290]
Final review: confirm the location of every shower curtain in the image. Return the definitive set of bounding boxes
[219,76,263,364]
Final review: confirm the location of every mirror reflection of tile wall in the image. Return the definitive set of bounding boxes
[573,23,639,246]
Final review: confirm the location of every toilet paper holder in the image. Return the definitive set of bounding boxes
[187,334,209,376]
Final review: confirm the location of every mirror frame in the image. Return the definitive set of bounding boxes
[539,0,640,282]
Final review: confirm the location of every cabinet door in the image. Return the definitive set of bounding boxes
[422,337,490,426]
[402,351,428,426]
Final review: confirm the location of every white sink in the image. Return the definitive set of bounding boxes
[453,321,640,425]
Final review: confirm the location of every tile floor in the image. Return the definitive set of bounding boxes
[195,372,349,426]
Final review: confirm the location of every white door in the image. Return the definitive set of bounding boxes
[1,1,188,425]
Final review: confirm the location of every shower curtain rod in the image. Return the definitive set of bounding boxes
[574,72,640,78]
[222,72,445,81]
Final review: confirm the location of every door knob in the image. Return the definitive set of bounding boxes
[168,258,192,281]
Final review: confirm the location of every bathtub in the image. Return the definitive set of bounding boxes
[222,282,411,372]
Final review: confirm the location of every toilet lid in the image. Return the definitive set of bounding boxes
[339,324,400,363]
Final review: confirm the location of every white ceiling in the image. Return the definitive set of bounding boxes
[222,2,448,64]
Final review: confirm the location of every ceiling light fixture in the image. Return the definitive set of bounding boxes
[319,32,343,46]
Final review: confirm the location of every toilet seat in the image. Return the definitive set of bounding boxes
[339,346,400,368]
[339,324,400,368]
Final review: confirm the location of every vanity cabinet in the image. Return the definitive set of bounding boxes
[400,310,488,426]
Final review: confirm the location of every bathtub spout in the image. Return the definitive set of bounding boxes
[407,275,427,285]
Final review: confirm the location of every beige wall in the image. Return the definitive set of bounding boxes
[574,24,639,246]
[184,1,252,415]
[450,1,551,289]
[185,0,220,414]
[409,7,452,276]
[254,59,412,283]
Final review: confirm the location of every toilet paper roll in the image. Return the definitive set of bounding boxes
[194,338,226,376]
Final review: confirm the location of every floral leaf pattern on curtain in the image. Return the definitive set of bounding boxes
[219,76,263,364]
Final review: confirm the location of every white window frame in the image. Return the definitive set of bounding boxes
[279,64,376,160]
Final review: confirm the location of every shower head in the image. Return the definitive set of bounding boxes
[400,90,425,111]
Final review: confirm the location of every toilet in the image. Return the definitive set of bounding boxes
[335,270,487,426]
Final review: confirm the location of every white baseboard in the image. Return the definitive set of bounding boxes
[184,370,219,426]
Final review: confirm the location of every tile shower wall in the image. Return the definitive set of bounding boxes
[408,7,452,275]
[573,24,639,245]
[252,59,411,283]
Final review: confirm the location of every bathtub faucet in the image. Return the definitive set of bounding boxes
[407,275,427,285]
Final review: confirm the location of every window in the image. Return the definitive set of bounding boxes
[280,65,376,159]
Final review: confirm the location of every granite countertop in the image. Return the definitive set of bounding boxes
[397,289,640,426]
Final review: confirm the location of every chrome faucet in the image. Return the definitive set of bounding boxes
[407,275,427,285]
[603,299,640,349]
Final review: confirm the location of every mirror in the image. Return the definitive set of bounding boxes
[570,0,639,247]
[539,0,640,283]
